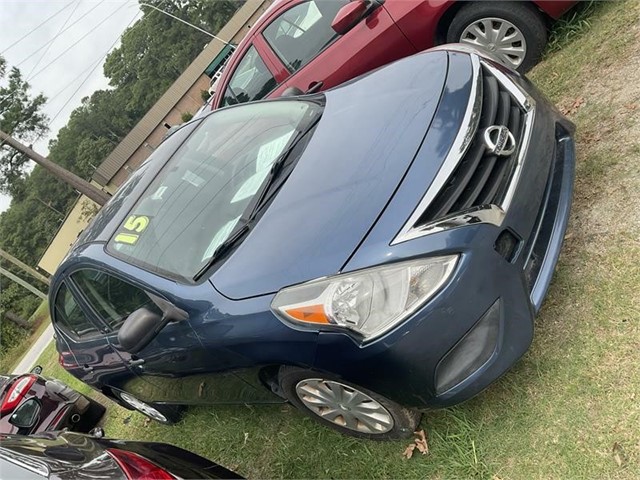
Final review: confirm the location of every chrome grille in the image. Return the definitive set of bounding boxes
[393,54,535,245]
[417,65,526,225]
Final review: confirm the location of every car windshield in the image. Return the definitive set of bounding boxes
[107,100,322,280]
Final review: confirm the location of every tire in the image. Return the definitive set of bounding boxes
[446,1,547,73]
[279,367,421,440]
[114,390,184,425]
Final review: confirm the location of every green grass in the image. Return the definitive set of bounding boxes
[531,0,637,102]
[28,298,51,325]
[31,2,640,478]
[545,1,600,55]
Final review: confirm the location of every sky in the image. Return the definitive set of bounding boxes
[0,0,143,213]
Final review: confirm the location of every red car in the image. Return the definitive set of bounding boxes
[0,367,105,435]
[212,0,576,109]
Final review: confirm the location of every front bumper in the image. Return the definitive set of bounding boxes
[312,62,575,409]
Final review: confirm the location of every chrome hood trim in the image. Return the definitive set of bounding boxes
[396,204,506,238]
[392,54,536,245]
[392,54,483,245]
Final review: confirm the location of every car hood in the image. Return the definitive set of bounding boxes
[212,51,451,300]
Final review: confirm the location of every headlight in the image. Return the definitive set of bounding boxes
[271,255,458,340]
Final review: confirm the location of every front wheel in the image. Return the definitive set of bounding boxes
[115,391,183,425]
[447,1,548,73]
[279,367,421,440]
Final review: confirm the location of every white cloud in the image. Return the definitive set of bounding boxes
[0,193,11,212]
[0,0,142,212]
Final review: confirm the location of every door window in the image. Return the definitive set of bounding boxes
[263,0,348,72]
[71,269,159,330]
[220,46,277,107]
[53,283,100,340]
[9,398,41,430]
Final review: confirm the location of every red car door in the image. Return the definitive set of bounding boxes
[259,0,417,96]
[212,37,287,109]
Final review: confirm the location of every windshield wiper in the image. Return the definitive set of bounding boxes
[193,223,250,280]
[193,119,319,281]
[245,125,317,222]
[248,152,290,218]
[192,140,300,282]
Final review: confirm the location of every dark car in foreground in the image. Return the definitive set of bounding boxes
[50,47,575,439]
[0,368,104,435]
[0,430,241,479]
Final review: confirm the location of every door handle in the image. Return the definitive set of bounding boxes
[128,358,145,367]
[306,81,323,94]
[82,364,94,372]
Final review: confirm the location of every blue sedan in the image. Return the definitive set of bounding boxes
[50,47,575,439]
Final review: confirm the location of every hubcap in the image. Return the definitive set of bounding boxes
[459,17,527,69]
[120,392,167,423]
[295,379,394,434]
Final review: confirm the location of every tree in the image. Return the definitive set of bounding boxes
[104,0,244,115]
[0,277,39,357]
[0,196,63,266]
[0,1,246,342]
[1,56,112,204]
[4,311,32,331]
[0,55,48,194]
[0,132,111,205]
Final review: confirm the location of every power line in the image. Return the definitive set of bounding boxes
[46,10,142,128]
[1,4,138,151]
[46,63,101,126]
[16,0,108,70]
[43,12,137,108]
[0,4,134,199]
[25,0,82,81]
[43,57,104,107]
[0,0,76,55]
[29,1,133,82]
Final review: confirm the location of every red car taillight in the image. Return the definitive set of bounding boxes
[106,448,176,480]
[0,375,37,415]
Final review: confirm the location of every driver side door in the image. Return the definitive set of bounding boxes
[69,268,271,406]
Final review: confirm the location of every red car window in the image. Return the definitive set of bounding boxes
[262,0,348,73]
[220,45,278,107]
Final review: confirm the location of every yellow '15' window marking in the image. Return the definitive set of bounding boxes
[114,215,150,245]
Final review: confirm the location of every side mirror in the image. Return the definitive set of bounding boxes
[9,398,41,429]
[331,0,369,35]
[30,365,43,375]
[117,308,165,354]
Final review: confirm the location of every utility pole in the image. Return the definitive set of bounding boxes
[0,249,50,286]
[0,130,110,206]
[0,266,47,300]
